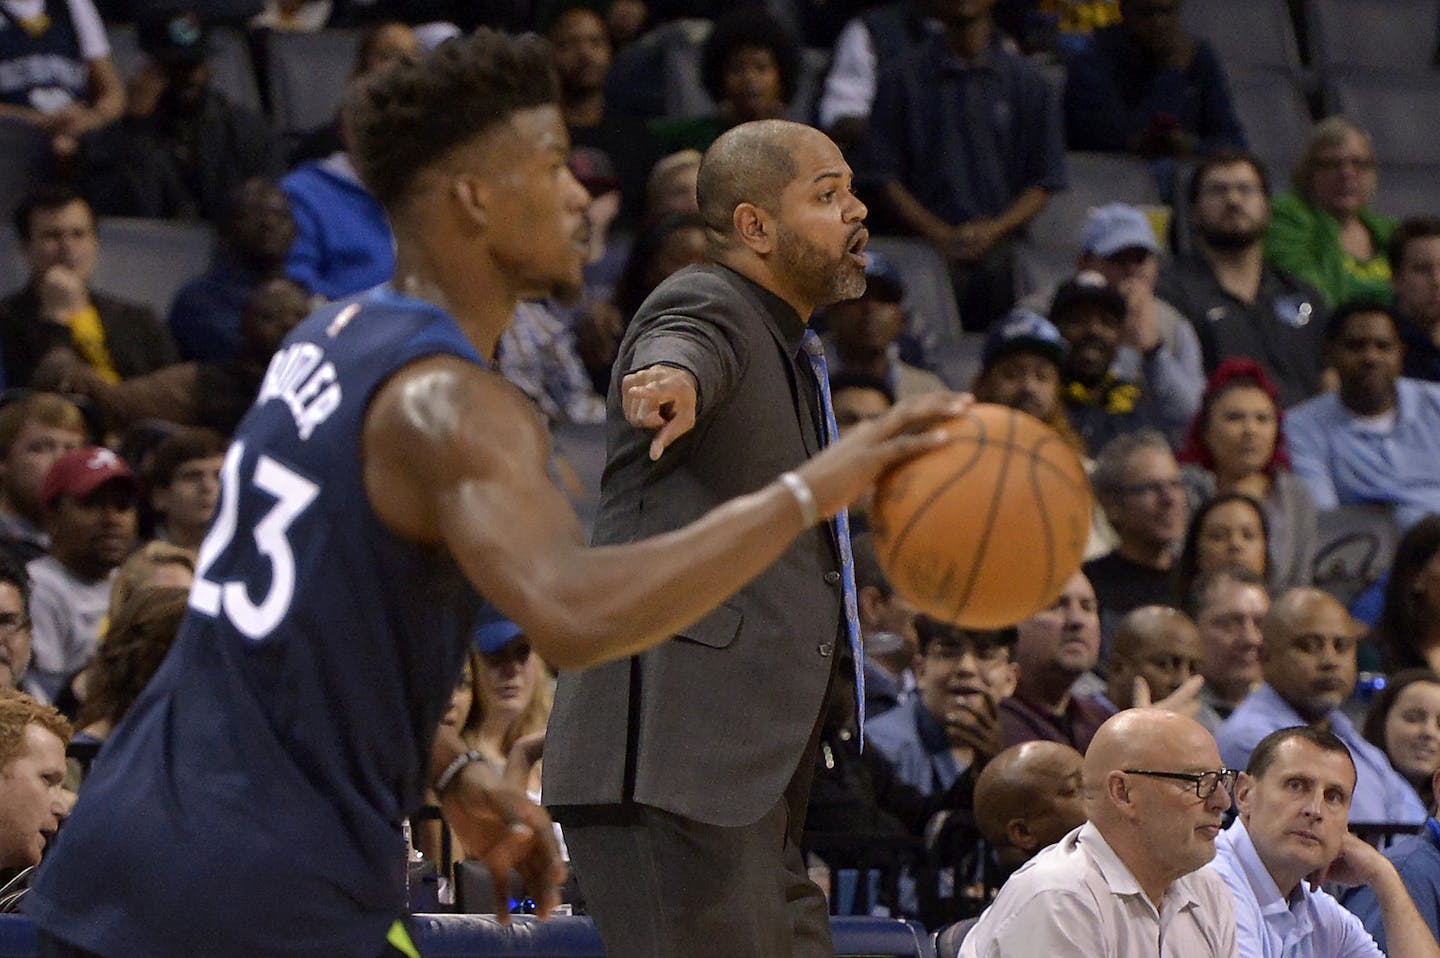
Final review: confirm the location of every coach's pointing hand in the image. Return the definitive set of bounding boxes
[622,365,698,461]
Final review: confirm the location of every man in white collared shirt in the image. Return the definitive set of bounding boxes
[1211,725,1440,958]
[958,709,1236,957]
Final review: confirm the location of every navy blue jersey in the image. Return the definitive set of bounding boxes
[28,288,487,957]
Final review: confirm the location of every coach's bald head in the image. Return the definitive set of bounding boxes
[696,120,814,244]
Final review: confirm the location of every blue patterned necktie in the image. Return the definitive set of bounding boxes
[801,329,865,739]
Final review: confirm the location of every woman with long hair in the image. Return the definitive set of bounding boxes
[1178,357,1317,590]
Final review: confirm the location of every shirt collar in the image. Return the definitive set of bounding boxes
[1223,819,1316,938]
[714,263,807,355]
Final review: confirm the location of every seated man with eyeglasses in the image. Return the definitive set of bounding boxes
[1082,431,1190,655]
[958,708,1237,957]
[865,616,1015,798]
[1213,725,1440,958]
[1216,588,1427,826]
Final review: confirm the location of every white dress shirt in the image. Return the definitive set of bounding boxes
[957,821,1237,957]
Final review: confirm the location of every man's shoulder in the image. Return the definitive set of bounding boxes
[1284,389,1342,430]
[1385,831,1440,876]
[24,556,70,593]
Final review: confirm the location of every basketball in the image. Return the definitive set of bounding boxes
[869,403,1093,629]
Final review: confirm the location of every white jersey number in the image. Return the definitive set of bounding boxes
[191,441,320,641]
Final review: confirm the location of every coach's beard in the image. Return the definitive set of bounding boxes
[776,222,868,307]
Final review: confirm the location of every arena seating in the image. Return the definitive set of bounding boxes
[106,23,265,114]
[0,913,937,957]
[1307,0,1440,73]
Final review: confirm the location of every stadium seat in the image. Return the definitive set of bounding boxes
[1324,71,1440,166]
[107,23,264,114]
[1027,152,1161,251]
[1307,0,1440,73]
[864,235,973,389]
[264,28,363,137]
[606,19,828,122]
[0,121,52,225]
[1179,0,1303,74]
[0,913,937,956]
[933,915,980,955]
[1311,504,1402,606]
[1370,162,1440,219]
[1226,67,1315,192]
[91,217,217,318]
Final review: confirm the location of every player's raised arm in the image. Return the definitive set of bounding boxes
[364,354,964,671]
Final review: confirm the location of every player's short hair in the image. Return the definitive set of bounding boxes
[0,393,86,456]
[345,28,559,211]
[0,689,70,771]
[1245,725,1354,786]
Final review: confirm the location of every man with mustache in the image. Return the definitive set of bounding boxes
[1217,588,1426,825]
[546,118,944,957]
[1213,726,1440,958]
[959,709,1237,956]
[1157,151,1327,409]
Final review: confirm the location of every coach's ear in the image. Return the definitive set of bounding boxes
[732,202,776,256]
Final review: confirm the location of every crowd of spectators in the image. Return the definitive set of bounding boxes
[5,0,1440,951]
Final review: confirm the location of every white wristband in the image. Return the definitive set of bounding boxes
[778,471,820,528]
[434,750,485,796]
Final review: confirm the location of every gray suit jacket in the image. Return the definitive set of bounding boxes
[543,264,847,827]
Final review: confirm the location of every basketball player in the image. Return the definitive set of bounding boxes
[25,34,962,958]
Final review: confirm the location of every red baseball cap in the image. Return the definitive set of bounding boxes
[40,447,138,509]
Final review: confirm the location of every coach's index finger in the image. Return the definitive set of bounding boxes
[621,365,698,460]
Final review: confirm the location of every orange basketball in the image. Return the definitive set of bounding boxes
[870,403,1092,629]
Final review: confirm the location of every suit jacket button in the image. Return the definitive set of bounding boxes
[817,642,834,657]
[823,571,841,585]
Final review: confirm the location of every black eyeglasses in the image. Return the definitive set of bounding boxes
[1123,767,1238,800]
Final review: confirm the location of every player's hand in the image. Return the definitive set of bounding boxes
[1308,831,1392,890]
[38,265,89,324]
[441,762,567,922]
[1135,674,1204,718]
[795,391,970,519]
[621,364,698,461]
